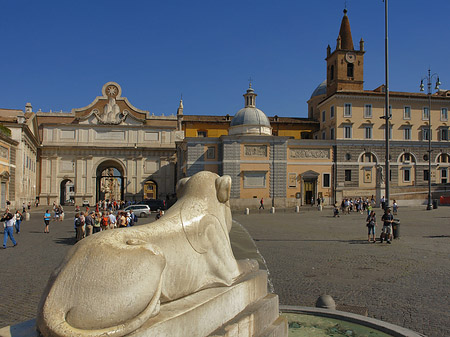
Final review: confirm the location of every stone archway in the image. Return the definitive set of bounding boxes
[60,179,74,206]
[96,160,125,202]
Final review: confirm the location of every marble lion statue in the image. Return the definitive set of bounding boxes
[37,171,258,337]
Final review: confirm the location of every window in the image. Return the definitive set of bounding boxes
[365,126,372,139]
[344,125,352,139]
[197,131,207,137]
[423,107,429,120]
[330,128,335,140]
[403,168,411,182]
[206,146,215,159]
[330,65,334,81]
[441,168,448,184]
[323,173,330,188]
[345,170,352,181]
[404,127,411,140]
[330,105,335,119]
[347,63,354,77]
[442,128,449,141]
[438,154,449,163]
[424,169,429,181]
[344,103,352,117]
[364,104,372,118]
[422,127,430,141]
[322,110,326,122]
[441,108,448,121]
[404,106,411,119]
[322,131,326,140]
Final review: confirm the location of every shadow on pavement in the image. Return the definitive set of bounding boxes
[54,237,76,245]
[254,239,368,245]
[423,235,450,238]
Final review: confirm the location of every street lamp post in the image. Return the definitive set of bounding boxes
[420,69,441,210]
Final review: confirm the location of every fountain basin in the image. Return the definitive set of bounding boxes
[280,306,425,337]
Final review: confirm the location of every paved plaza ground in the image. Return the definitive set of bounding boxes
[1,205,449,336]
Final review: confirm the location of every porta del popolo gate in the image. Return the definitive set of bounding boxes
[38,82,183,206]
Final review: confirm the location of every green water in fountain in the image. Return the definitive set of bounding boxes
[282,313,393,337]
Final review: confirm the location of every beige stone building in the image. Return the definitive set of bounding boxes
[307,9,450,204]
[0,108,39,209]
[35,82,183,206]
[0,125,18,209]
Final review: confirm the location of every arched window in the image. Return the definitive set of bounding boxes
[360,152,376,163]
[437,153,449,163]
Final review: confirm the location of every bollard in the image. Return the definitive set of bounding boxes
[295,205,300,213]
[270,207,275,214]
[245,208,249,215]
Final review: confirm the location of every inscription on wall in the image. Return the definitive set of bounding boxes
[60,160,74,172]
[290,149,330,159]
[244,145,267,157]
[95,130,125,140]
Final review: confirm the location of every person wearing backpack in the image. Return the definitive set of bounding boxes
[93,212,101,233]
[100,213,110,231]
[74,213,84,242]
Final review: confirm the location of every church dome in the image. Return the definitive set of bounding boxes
[310,80,327,99]
[229,85,272,136]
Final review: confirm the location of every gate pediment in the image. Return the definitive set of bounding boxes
[73,82,147,125]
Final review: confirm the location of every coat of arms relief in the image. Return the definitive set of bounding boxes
[92,84,129,124]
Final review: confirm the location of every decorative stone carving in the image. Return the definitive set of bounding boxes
[290,149,330,159]
[93,86,129,124]
[244,145,267,157]
[37,171,258,337]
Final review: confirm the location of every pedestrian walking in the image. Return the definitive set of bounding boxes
[43,210,51,233]
[259,198,264,210]
[393,200,398,215]
[381,208,394,244]
[2,211,17,249]
[14,210,23,234]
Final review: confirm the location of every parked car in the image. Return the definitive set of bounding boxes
[123,204,151,218]
[140,199,166,212]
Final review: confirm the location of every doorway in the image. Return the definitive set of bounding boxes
[304,180,315,204]
[96,160,125,202]
[60,179,74,205]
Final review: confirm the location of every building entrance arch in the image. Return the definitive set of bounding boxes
[60,179,74,205]
[96,160,125,202]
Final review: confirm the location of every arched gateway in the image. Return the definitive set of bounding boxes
[38,82,180,206]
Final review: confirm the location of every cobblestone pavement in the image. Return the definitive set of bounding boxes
[1,206,449,336]
[234,206,450,337]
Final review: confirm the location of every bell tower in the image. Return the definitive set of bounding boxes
[326,9,365,96]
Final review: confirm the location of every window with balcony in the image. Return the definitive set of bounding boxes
[344,125,352,139]
[404,127,411,140]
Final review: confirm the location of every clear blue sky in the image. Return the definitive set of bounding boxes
[1,0,448,118]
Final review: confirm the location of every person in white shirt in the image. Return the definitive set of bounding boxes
[108,212,116,229]
[2,212,17,249]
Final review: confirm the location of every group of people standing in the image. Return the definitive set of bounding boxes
[74,210,138,242]
[365,207,396,244]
